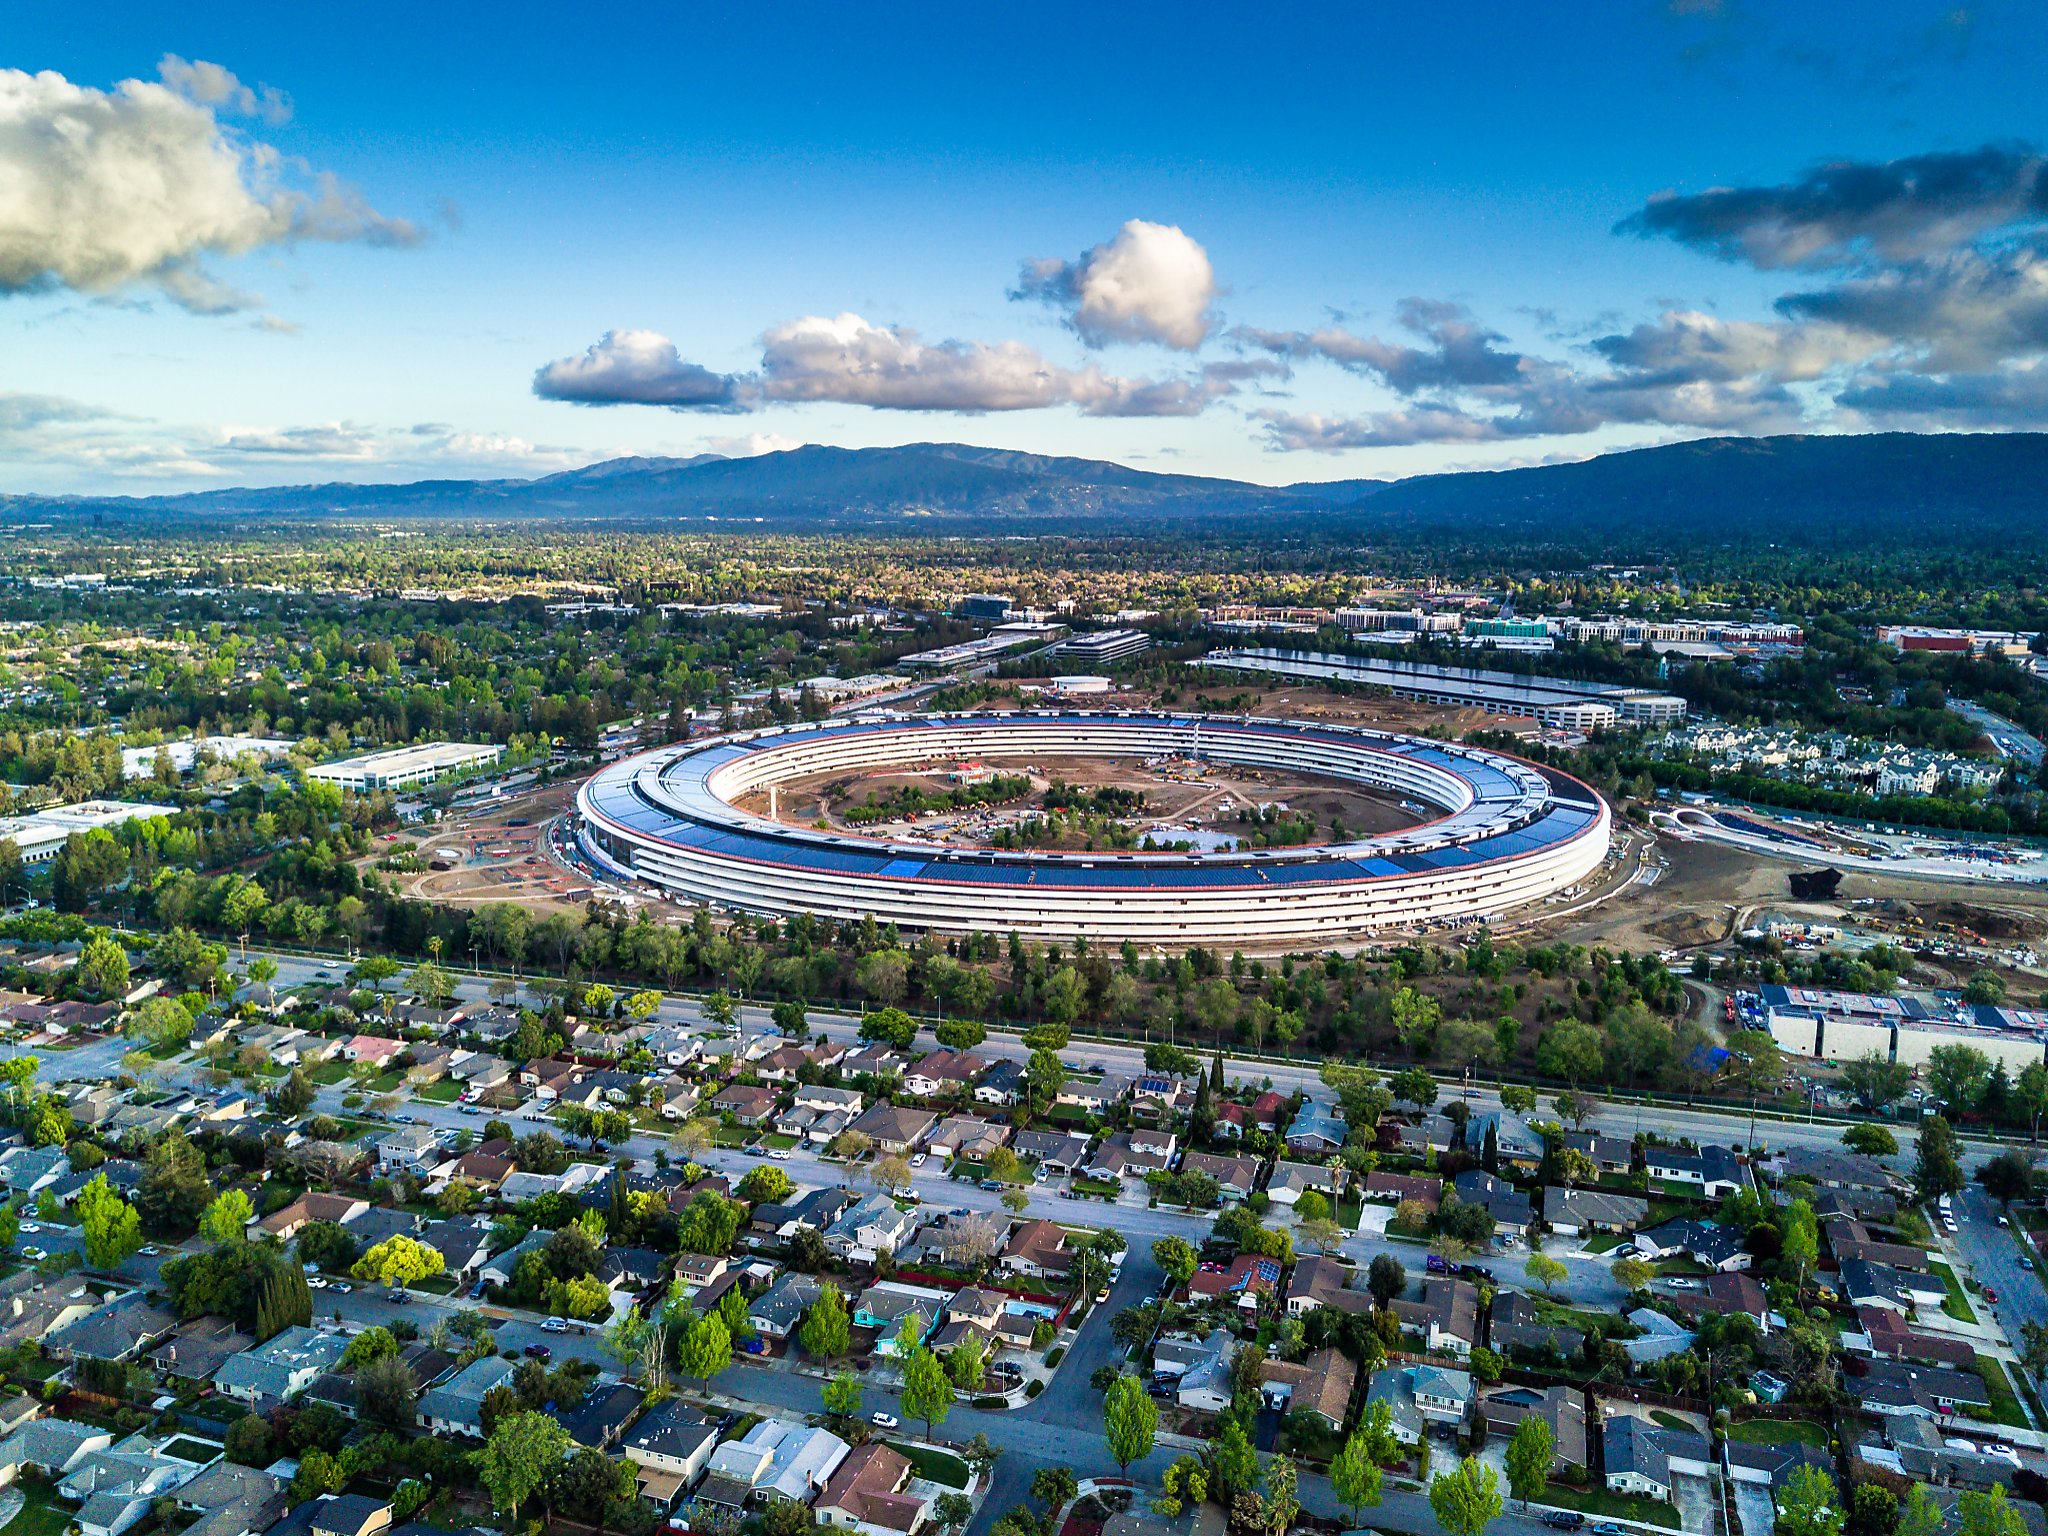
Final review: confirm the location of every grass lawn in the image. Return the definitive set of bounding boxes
[1070,1177,1121,1199]
[759,1133,798,1150]
[1727,1418,1829,1447]
[886,1442,969,1489]
[1975,1355,2029,1429]
[1584,1232,1625,1254]
[1649,1410,1693,1431]
[1,1477,77,1536]
[713,1126,755,1149]
[144,1039,188,1060]
[309,1061,351,1085]
[364,1070,404,1092]
[1931,1260,1978,1324]
[413,1081,462,1103]
[160,1436,221,1462]
[1542,1482,1679,1529]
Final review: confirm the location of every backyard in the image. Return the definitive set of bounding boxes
[1726,1418,1829,1448]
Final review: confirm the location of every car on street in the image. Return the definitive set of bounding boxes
[768,1148,792,1161]
[744,1145,768,1157]
[1984,1287,1999,1304]
[139,1245,160,1257]
[1096,1286,1111,1303]
[524,1343,551,1359]
[871,1412,898,1428]
[388,1289,410,1304]
[1540,1514,1584,1530]
[1592,1524,1627,1535]
[1665,1278,1700,1290]
[329,1281,352,1294]
[910,1153,928,1168]
[308,1275,329,1289]
[543,1316,569,1333]
[2020,1256,2035,1270]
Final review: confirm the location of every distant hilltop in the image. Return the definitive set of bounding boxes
[5,431,2047,549]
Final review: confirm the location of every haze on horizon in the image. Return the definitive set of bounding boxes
[5,1,2048,496]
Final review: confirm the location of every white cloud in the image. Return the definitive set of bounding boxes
[531,329,741,408]
[1014,219,1218,349]
[700,431,802,457]
[0,60,416,313]
[155,55,291,124]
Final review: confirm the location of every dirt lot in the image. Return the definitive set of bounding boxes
[381,780,594,915]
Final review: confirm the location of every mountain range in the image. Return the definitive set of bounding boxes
[6,432,2046,549]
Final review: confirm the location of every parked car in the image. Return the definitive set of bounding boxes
[1540,1513,1584,1530]
[524,1343,552,1359]
[542,1316,569,1333]
[387,1289,411,1304]
[1592,1524,1627,1535]
[329,1282,352,1294]
[308,1275,329,1289]
[767,1148,792,1162]
[1665,1278,1700,1291]
[871,1412,899,1429]
[469,1281,488,1299]
[1425,1255,1451,1275]
[910,1152,928,1168]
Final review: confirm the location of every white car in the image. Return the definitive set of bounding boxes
[1664,1278,1701,1291]
[871,1412,899,1429]
[329,1281,352,1294]
[768,1148,792,1162]
[910,1152,928,1168]
[307,1276,329,1289]
[542,1316,569,1333]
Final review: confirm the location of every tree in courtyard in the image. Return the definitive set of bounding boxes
[1915,1114,1966,1202]
[1330,1431,1383,1524]
[1103,1373,1157,1474]
[477,1411,571,1518]
[1776,1464,1844,1536]
[1428,1456,1503,1536]
[1504,1416,1553,1511]
[900,1344,955,1440]
[1523,1253,1567,1297]
[78,1173,142,1268]
[199,1189,254,1247]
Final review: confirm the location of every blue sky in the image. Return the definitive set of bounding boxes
[6,2,2048,492]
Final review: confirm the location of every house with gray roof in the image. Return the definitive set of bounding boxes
[418,1354,516,1439]
[1631,1218,1751,1272]
[1602,1416,1712,1502]
[47,1293,176,1363]
[215,1325,347,1405]
[1544,1186,1648,1238]
[1411,1363,1474,1424]
[0,1417,114,1482]
[749,1274,824,1340]
[1362,1368,1424,1446]
[58,1430,203,1536]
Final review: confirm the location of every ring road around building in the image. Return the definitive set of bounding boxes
[574,712,1610,946]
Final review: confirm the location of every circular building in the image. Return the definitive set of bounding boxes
[575,712,1609,946]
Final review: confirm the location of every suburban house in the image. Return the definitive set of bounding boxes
[1391,1278,1479,1357]
[620,1400,721,1505]
[1642,1143,1749,1198]
[1773,1146,1895,1194]
[1479,1386,1588,1470]
[1180,1151,1261,1200]
[1010,1130,1093,1175]
[1188,1254,1284,1311]
[825,1193,919,1263]
[1411,1363,1475,1424]
[1544,1187,1648,1238]
[259,1190,369,1242]
[849,1105,937,1156]
[1362,1370,1425,1446]
[1841,1257,1947,1316]
[712,1086,779,1127]
[1168,1332,1239,1413]
[1257,1347,1357,1429]
[749,1274,824,1340]
[1284,1096,1347,1153]
[1451,1170,1532,1235]
[57,1430,203,1536]
[1268,1160,1339,1207]
[1000,1219,1073,1280]
[973,1059,1027,1107]
[1362,1171,1442,1210]
[374,1125,441,1174]
[928,1116,1010,1162]
[1856,1306,1977,1368]
[341,1035,405,1068]
[1632,1218,1752,1272]
[1602,1416,1714,1502]
[1286,1255,1375,1318]
[1490,1291,1584,1362]
[1855,1359,1991,1421]
[793,1085,866,1117]
[419,1355,517,1438]
[1559,1130,1635,1173]
[705,1419,852,1507]
[903,1051,987,1098]
[814,1443,932,1536]
[214,1326,348,1405]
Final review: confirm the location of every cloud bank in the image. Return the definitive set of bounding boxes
[0,57,415,315]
